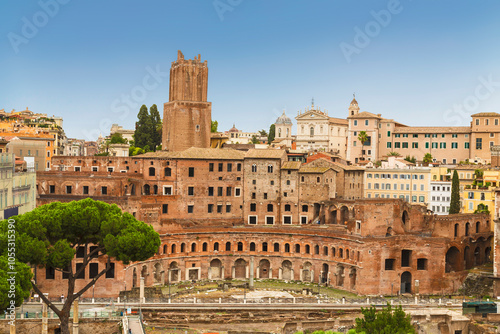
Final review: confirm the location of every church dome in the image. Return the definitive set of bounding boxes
[275,111,292,125]
[228,123,239,132]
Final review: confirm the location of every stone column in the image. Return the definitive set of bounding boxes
[42,302,48,334]
[140,277,145,303]
[208,267,212,280]
[73,298,79,334]
[311,270,314,282]
[249,256,254,289]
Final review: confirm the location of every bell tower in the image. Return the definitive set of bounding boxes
[348,95,359,116]
[163,50,212,151]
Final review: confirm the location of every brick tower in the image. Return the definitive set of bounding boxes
[163,50,212,151]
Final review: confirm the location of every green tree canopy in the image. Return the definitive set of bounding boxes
[211,120,218,133]
[423,153,433,164]
[0,256,32,313]
[250,135,260,144]
[449,170,460,214]
[0,199,161,334]
[358,131,368,160]
[109,133,128,144]
[134,105,153,149]
[354,304,416,334]
[268,124,276,143]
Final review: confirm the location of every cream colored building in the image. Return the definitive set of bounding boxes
[0,153,36,220]
[295,103,347,157]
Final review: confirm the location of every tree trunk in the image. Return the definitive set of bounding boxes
[59,314,70,334]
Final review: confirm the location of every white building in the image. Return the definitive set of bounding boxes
[430,181,451,215]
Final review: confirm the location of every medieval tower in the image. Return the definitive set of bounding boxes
[163,50,212,151]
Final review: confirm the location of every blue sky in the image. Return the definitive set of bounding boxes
[1,0,500,140]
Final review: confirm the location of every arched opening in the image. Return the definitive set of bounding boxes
[305,245,310,254]
[274,243,280,252]
[191,243,196,252]
[153,262,163,284]
[476,221,480,233]
[314,245,320,255]
[282,260,292,280]
[402,210,409,227]
[465,223,470,236]
[153,185,158,195]
[214,242,219,251]
[237,242,243,251]
[474,247,481,266]
[163,244,168,254]
[210,259,222,279]
[130,184,136,196]
[332,247,336,257]
[234,258,247,279]
[350,268,357,289]
[202,242,208,252]
[302,261,312,281]
[336,265,344,287]
[386,227,393,237]
[485,247,491,262]
[454,224,459,237]
[339,248,344,258]
[141,265,148,285]
[295,244,301,253]
[171,244,176,253]
[310,126,314,137]
[262,242,268,252]
[259,259,270,278]
[330,210,337,224]
[132,268,137,288]
[180,243,185,253]
[169,262,179,282]
[323,246,328,256]
[401,271,412,294]
[164,167,171,177]
[250,242,256,251]
[346,249,350,259]
[284,243,290,252]
[149,167,155,176]
[226,242,231,251]
[445,247,461,273]
[143,184,150,195]
[340,206,349,224]
[321,263,329,283]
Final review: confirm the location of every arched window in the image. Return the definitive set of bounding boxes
[171,244,176,253]
[214,242,219,251]
[274,243,280,252]
[346,249,350,259]
[225,242,231,251]
[149,167,155,176]
[202,242,208,252]
[284,243,290,252]
[305,245,310,254]
[267,204,273,212]
[143,184,150,195]
[286,128,289,136]
[262,242,268,252]
[278,128,281,137]
[180,243,185,253]
[314,245,319,255]
[250,242,256,251]
[295,244,300,253]
[310,127,314,137]
[476,221,480,233]
[323,246,328,256]
[163,244,168,254]
[165,167,171,177]
[339,248,343,258]
[332,247,336,257]
[251,164,257,172]
[465,223,470,236]
[268,165,273,173]
[237,242,243,251]
[191,243,196,252]
[153,185,158,195]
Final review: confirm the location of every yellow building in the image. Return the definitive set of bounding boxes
[0,153,36,220]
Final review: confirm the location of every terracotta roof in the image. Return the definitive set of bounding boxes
[393,126,470,134]
[299,166,331,173]
[281,161,301,170]
[331,161,365,171]
[347,111,382,119]
[140,147,245,160]
[471,112,500,117]
[245,149,286,159]
[328,117,348,125]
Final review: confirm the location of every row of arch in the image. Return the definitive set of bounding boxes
[160,241,359,262]
[132,258,358,290]
[445,238,492,273]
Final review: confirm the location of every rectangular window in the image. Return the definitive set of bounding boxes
[387,142,392,148]
[283,216,292,224]
[394,142,400,148]
[226,205,231,213]
[387,131,391,137]
[452,134,458,138]
[217,204,222,213]
[266,216,274,225]
[465,142,470,149]
[188,186,194,196]
[163,186,172,195]
[208,204,213,213]
[452,142,458,149]
[76,246,85,258]
[208,187,214,196]
[188,205,194,213]
[432,142,438,149]
[248,216,257,224]
[402,142,408,148]
[89,263,99,279]
[217,187,223,196]
[385,259,395,270]
[395,134,400,138]
[417,258,428,270]
[101,186,107,195]
[412,142,418,148]
[425,142,429,149]
[235,188,241,197]
[188,167,195,177]
[46,267,55,280]
[92,166,98,172]
[218,163,223,172]
[209,163,214,172]
[49,185,55,193]
[476,138,482,150]
[227,163,232,172]
[162,204,168,214]
[237,163,242,171]
[440,142,446,149]
[66,185,72,194]
[226,187,232,196]
[83,186,89,195]
[401,250,412,267]
[75,263,85,279]
[250,203,256,211]
[419,196,425,202]
[105,263,115,278]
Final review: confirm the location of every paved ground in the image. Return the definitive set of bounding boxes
[232,290,294,299]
